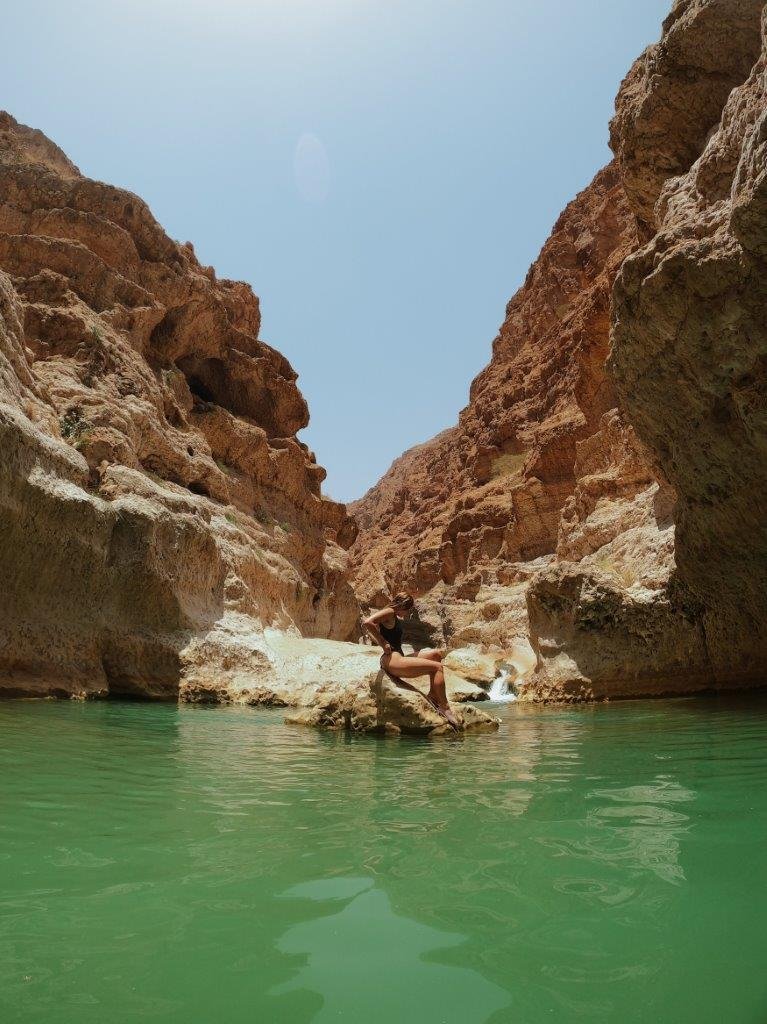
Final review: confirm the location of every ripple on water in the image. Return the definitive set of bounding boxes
[551,877,636,905]
[1,695,767,1024]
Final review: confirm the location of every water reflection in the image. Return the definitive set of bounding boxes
[269,876,511,1023]
[3,695,767,1024]
[585,780,693,884]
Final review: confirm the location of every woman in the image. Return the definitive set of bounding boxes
[362,592,459,729]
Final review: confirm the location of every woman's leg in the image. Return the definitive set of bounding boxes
[417,649,444,663]
[414,651,448,704]
[385,653,452,714]
[384,653,441,680]
[417,650,443,695]
[379,658,423,695]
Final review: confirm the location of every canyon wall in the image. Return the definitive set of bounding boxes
[0,112,359,699]
[609,0,767,687]
[350,165,659,658]
[4,0,765,706]
[351,0,767,699]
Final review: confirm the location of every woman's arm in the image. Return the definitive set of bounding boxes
[362,607,394,653]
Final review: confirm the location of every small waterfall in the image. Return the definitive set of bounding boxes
[487,668,517,703]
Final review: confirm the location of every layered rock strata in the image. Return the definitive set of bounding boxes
[351,0,767,700]
[351,164,638,603]
[609,0,767,688]
[0,112,359,699]
[350,164,653,663]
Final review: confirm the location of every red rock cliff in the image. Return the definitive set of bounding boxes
[349,165,648,648]
[351,0,767,700]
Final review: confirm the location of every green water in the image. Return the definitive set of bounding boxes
[2,698,767,1024]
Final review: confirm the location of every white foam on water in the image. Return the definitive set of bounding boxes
[487,669,517,703]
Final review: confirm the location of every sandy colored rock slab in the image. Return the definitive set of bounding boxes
[178,625,499,734]
[443,647,502,684]
[285,689,499,736]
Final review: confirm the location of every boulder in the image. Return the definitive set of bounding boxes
[179,626,500,735]
[444,647,502,684]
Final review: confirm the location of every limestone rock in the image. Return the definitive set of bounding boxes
[6,0,767,707]
[0,112,359,698]
[609,4,767,688]
[350,163,639,640]
[521,409,705,698]
[285,691,498,736]
[443,647,502,684]
[444,675,489,703]
[178,626,499,734]
[610,0,764,231]
[525,564,712,701]
[526,1,767,698]
[349,2,767,700]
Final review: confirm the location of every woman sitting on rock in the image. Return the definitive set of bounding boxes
[362,592,459,729]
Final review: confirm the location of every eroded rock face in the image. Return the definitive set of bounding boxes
[352,165,637,597]
[6,1,767,707]
[610,0,764,232]
[519,0,767,700]
[350,2,767,701]
[349,164,648,662]
[523,410,714,699]
[610,5,767,688]
[0,112,359,698]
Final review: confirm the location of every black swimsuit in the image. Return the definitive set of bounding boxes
[379,616,404,655]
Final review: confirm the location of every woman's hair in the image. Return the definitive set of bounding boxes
[391,591,414,610]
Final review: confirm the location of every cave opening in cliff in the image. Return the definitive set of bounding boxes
[178,358,218,405]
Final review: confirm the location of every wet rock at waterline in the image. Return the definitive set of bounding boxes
[285,684,499,736]
[181,630,499,734]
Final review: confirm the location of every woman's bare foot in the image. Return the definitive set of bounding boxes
[442,706,460,730]
[426,692,460,731]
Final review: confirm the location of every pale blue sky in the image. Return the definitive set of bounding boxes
[2,0,669,501]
